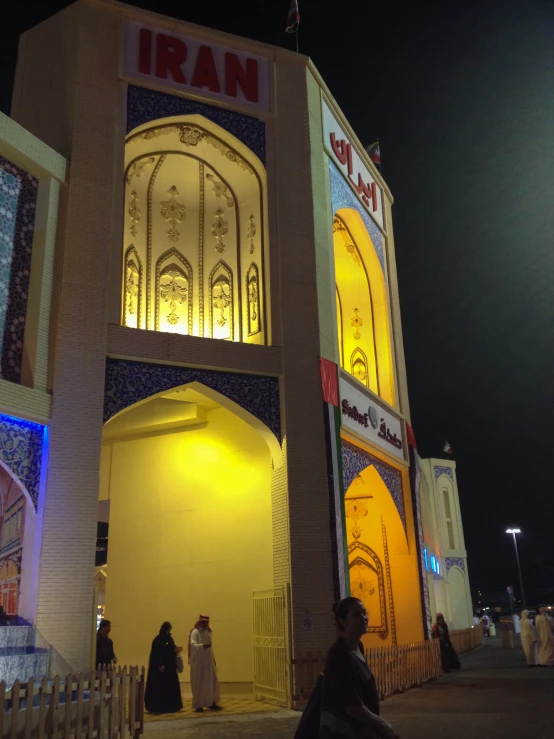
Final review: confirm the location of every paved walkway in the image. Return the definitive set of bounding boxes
[143,639,554,739]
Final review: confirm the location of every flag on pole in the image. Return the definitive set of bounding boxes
[442,441,452,455]
[286,0,300,33]
[366,141,381,166]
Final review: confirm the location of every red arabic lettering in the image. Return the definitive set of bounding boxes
[330,133,378,213]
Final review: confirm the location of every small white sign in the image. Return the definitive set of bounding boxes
[322,98,383,229]
[340,374,405,461]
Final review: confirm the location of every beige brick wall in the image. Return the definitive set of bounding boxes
[272,53,337,680]
[12,3,123,669]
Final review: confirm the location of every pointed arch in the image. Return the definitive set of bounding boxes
[103,379,282,468]
[155,248,193,334]
[209,260,234,340]
[333,207,395,407]
[123,245,143,329]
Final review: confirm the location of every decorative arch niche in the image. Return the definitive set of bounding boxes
[122,115,269,344]
[333,208,395,407]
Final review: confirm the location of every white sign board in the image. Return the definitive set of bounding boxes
[323,99,384,229]
[125,22,270,112]
[340,375,405,461]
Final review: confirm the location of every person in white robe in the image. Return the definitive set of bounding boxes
[535,608,554,666]
[520,610,538,667]
[189,614,221,712]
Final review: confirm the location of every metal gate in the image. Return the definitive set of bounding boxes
[253,585,291,706]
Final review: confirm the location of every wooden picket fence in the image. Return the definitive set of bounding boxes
[0,666,145,739]
[450,626,482,655]
[294,627,482,705]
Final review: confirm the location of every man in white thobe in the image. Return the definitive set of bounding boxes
[535,608,554,666]
[189,614,221,712]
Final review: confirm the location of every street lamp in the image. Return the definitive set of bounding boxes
[506,528,526,610]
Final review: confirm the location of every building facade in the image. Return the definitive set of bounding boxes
[0,0,436,703]
[419,458,473,630]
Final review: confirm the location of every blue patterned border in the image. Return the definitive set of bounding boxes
[127,85,266,164]
[104,358,280,440]
[329,161,385,277]
[0,156,38,384]
[341,439,405,528]
[0,413,45,509]
[434,465,454,480]
[411,449,432,638]
[445,557,465,574]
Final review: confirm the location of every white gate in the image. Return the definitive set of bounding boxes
[252,585,291,706]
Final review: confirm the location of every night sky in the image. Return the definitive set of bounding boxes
[2,0,553,607]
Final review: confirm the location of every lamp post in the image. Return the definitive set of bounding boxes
[506,528,526,611]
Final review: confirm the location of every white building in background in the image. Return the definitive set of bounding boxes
[419,458,473,630]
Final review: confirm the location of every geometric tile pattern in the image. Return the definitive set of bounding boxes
[328,161,385,277]
[434,465,453,480]
[127,85,266,164]
[0,156,38,384]
[0,413,45,508]
[445,557,465,574]
[341,439,405,528]
[104,358,281,441]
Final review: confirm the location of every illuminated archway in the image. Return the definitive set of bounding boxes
[333,208,395,406]
[99,381,280,687]
[123,115,270,344]
[345,464,421,646]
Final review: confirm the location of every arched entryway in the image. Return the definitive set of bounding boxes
[344,463,422,647]
[0,463,37,621]
[98,381,281,692]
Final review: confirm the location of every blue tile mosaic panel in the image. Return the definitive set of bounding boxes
[445,557,465,574]
[127,85,266,164]
[329,161,385,278]
[0,414,45,509]
[341,439,405,528]
[434,465,454,480]
[0,156,38,385]
[104,358,280,441]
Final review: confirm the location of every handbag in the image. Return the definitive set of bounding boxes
[176,654,184,673]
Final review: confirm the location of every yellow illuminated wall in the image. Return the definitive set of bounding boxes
[333,209,395,407]
[100,407,273,684]
[122,115,269,344]
[344,452,422,646]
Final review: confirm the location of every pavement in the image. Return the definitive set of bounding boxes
[143,638,554,738]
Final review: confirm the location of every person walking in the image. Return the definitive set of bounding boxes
[145,622,183,714]
[320,597,398,739]
[189,614,221,712]
[433,613,460,672]
[535,607,554,666]
[96,619,116,669]
[481,613,490,637]
[520,610,538,667]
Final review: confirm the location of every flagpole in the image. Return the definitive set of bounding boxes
[295,26,299,53]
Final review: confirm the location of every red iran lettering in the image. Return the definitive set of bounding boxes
[191,45,221,93]
[225,53,259,103]
[138,29,152,75]
[330,133,348,165]
[156,34,187,84]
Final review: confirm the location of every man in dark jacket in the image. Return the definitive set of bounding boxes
[96,619,116,669]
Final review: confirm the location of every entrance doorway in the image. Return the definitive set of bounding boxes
[98,381,281,698]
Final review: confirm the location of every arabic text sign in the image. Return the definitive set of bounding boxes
[339,376,404,461]
[125,22,270,111]
[322,99,383,229]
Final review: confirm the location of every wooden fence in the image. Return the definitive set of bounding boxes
[450,626,483,655]
[294,626,482,705]
[0,667,145,739]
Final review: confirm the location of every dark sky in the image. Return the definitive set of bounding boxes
[2,0,554,606]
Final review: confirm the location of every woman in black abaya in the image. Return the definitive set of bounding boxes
[145,622,183,714]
